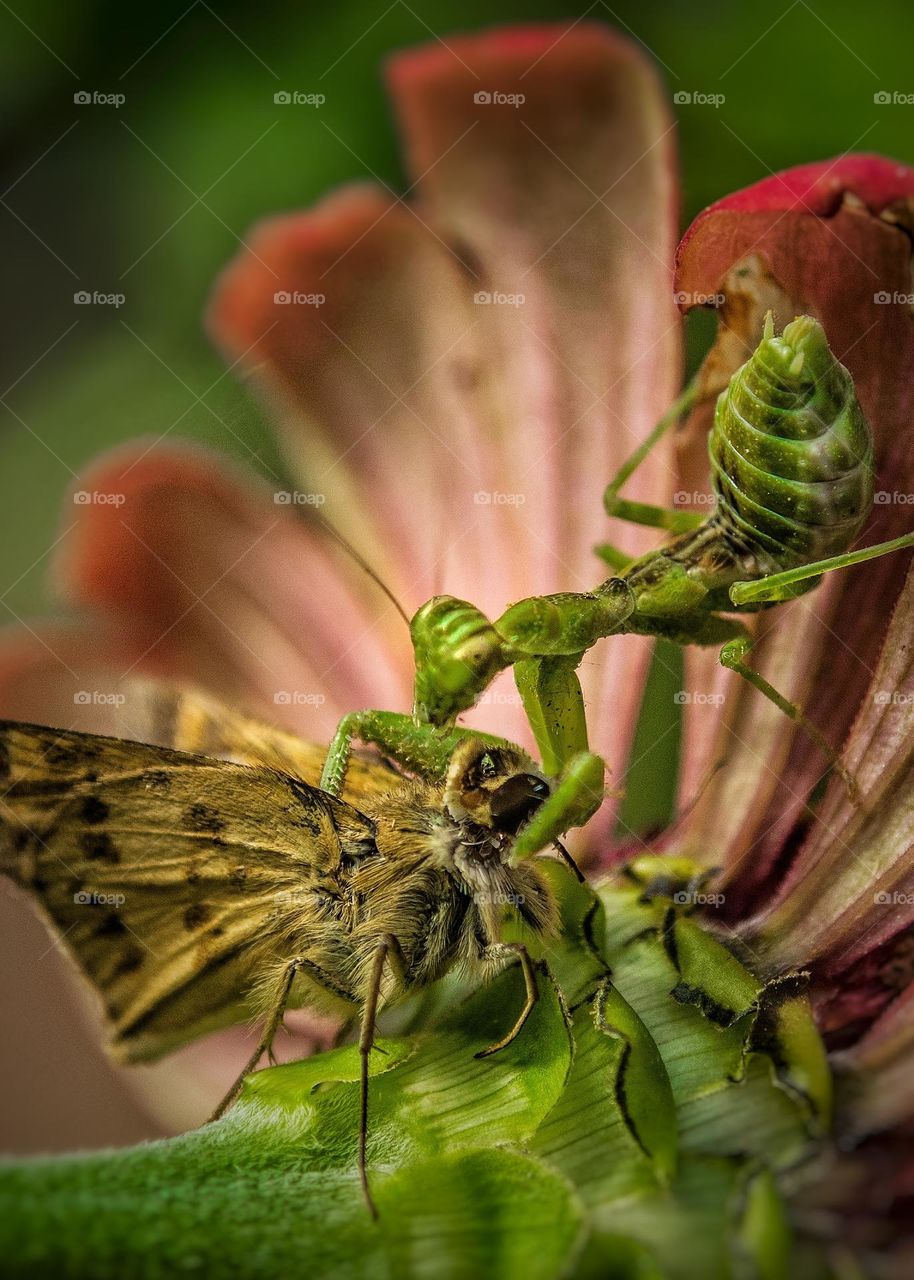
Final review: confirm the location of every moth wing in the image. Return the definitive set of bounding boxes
[124,680,400,802]
[0,722,375,1061]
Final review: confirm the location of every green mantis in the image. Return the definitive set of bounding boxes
[321,313,914,842]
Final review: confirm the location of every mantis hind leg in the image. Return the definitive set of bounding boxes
[730,532,914,606]
[602,373,711,535]
[715,624,859,803]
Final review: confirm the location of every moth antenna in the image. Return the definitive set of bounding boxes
[671,754,728,830]
[312,511,411,631]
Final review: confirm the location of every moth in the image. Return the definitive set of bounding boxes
[0,686,571,1215]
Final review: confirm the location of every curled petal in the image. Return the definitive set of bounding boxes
[670,154,914,905]
[750,561,914,971]
[835,985,914,1136]
[53,442,409,739]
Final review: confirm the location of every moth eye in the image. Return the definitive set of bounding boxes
[489,774,550,835]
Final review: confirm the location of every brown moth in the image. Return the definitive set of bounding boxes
[0,688,561,1215]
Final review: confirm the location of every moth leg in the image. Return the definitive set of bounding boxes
[718,630,860,804]
[474,943,538,1059]
[730,531,914,607]
[359,933,402,1220]
[208,956,307,1122]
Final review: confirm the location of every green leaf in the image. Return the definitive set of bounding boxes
[0,865,836,1278]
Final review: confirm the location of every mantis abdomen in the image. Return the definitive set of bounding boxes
[708,313,873,567]
[622,314,875,616]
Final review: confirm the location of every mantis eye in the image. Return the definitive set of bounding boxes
[478,753,497,779]
[489,774,550,835]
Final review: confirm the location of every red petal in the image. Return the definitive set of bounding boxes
[670,154,914,903]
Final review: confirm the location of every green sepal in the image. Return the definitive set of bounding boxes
[663,911,763,1027]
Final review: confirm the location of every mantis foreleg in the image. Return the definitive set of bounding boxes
[320,710,509,796]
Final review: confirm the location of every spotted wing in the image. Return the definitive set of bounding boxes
[0,721,375,1061]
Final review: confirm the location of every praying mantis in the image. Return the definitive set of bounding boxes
[319,313,914,842]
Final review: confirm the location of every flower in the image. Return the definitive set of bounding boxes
[3,20,914,1273]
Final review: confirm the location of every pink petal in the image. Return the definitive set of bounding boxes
[835,984,914,1135]
[669,154,914,904]
[388,23,680,582]
[53,441,409,739]
[0,622,133,731]
[750,563,914,971]
[210,23,682,807]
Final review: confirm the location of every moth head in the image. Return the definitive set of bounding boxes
[443,738,551,837]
